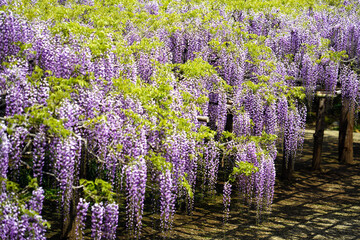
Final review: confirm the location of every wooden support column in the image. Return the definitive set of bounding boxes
[312,97,326,171]
[208,92,218,133]
[0,93,5,118]
[339,97,354,164]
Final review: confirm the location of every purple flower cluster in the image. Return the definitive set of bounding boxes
[89,202,119,240]
[0,197,21,239]
[264,102,277,135]
[54,136,77,215]
[340,66,359,108]
[4,61,35,117]
[235,142,276,217]
[125,158,147,236]
[0,188,47,240]
[204,140,220,195]
[75,198,89,240]
[0,123,10,179]
[217,92,228,135]
[32,125,46,183]
[244,93,264,136]
[103,203,119,240]
[0,11,29,63]
[233,112,251,136]
[3,0,360,238]
[159,169,175,232]
[91,203,105,240]
[28,187,45,214]
[323,61,339,93]
[9,127,28,176]
[276,96,288,131]
[144,1,160,15]
[283,106,306,162]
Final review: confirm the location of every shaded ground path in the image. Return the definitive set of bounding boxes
[136,129,360,239]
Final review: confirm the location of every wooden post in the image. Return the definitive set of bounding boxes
[0,93,5,118]
[339,98,354,164]
[312,97,326,171]
[208,92,218,131]
[224,113,233,133]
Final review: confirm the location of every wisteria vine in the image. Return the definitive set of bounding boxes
[1,0,360,239]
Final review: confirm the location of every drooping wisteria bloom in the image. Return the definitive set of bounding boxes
[28,187,45,214]
[103,203,119,240]
[125,157,147,237]
[0,123,10,180]
[75,198,89,240]
[33,125,46,183]
[159,169,175,232]
[54,136,78,218]
[340,66,359,108]
[0,189,47,240]
[91,203,105,240]
[2,0,360,238]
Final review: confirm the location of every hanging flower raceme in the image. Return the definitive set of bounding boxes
[159,169,175,232]
[204,139,220,195]
[0,197,22,239]
[233,111,251,136]
[33,125,46,183]
[301,54,318,96]
[0,187,47,240]
[125,157,147,237]
[9,126,28,176]
[75,198,89,240]
[340,66,359,108]
[103,203,119,240]
[284,105,306,162]
[25,187,47,240]
[276,96,288,131]
[208,92,227,136]
[235,143,276,217]
[91,202,105,240]
[28,187,45,214]
[323,61,339,94]
[54,136,78,216]
[5,59,35,117]
[0,123,10,180]
[0,11,31,63]
[244,92,264,136]
[264,102,277,135]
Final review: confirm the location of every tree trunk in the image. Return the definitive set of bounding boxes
[312,97,326,171]
[61,192,78,239]
[339,98,354,164]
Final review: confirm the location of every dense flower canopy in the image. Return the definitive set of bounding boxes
[0,0,359,239]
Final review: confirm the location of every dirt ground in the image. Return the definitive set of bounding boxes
[135,129,360,240]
